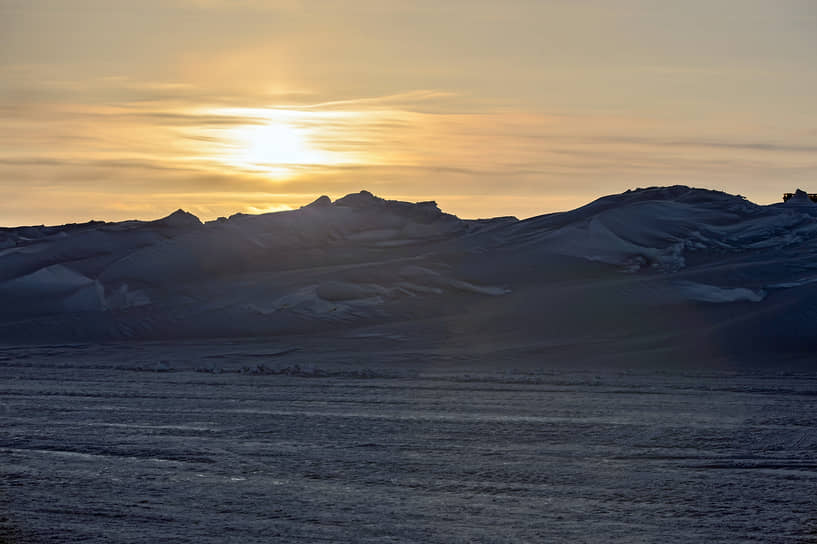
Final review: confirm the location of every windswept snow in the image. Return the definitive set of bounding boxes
[3,187,815,544]
[0,264,106,313]
[4,344,816,542]
[676,281,766,303]
[0,186,816,362]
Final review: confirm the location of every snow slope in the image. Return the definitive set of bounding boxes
[1,187,816,364]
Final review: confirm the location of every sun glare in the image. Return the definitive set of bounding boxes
[238,122,314,166]
[191,107,370,179]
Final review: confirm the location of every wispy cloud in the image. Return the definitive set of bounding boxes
[1,71,816,225]
[292,90,460,110]
[590,137,817,155]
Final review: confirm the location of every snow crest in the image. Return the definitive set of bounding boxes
[0,186,816,361]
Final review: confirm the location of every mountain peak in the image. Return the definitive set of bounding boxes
[152,209,202,228]
[303,195,332,209]
[334,190,382,208]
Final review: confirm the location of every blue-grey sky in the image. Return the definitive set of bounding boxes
[1,0,816,224]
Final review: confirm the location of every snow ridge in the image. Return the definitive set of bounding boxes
[1,187,816,363]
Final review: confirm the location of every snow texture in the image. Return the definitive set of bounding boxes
[3,186,817,542]
[1,186,817,362]
[1,343,816,543]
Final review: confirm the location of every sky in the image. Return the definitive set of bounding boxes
[1,0,816,225]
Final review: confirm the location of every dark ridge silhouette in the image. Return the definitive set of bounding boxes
[0,186,815,366]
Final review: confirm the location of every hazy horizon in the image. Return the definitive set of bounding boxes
[0,184,804,229]
[2,0,816,225]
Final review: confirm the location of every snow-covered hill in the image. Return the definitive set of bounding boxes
[2,186,816,365]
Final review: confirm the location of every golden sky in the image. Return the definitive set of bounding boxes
[1,0,816,225]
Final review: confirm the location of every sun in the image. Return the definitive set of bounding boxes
[237,122,317,167]
[191,107,371,178]
[205,114,333,176]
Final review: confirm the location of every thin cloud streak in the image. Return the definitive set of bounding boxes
[0,44,817,224]
[1,70,816,224]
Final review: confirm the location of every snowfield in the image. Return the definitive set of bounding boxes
[2,343,817,543]
[1,186,817,362]
[2,187,817,542]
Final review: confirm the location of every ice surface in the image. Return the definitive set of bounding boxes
[2,187,816,543]
[2,183,816,544]
[1,343,816,542]
[1,186,816,362]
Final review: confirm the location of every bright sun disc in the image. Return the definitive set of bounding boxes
[194,107,371,178]
[239,122,315,166]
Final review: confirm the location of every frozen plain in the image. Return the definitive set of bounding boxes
[3,186,817,542]
[2,341,817,543]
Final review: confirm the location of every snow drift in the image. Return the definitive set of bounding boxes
[1,186,816,365]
